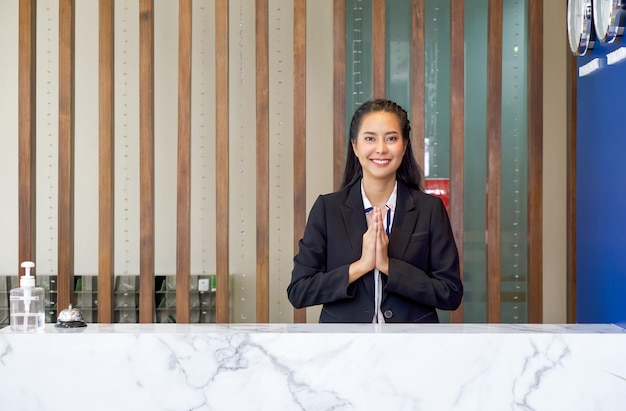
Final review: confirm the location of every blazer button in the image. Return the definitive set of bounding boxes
[384,310,393,319]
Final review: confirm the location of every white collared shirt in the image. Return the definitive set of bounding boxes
[361,180,397,323]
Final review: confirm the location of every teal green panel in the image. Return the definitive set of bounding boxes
[345,0,373,140]
[500,0,529,323]
[423,0,451,180]
[385,0,412,112]
[424,0,452,323]
[463,0,489,323]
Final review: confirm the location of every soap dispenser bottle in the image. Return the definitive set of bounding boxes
[10,261,45,332]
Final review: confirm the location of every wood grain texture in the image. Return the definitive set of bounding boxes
[98,0,115,323]
[18,0,37,275]
[215,0,230,323]
[527,0,543,323]
[176,0,192,324]
[333,0,346,190]
[486,0,503,323]
[372,0,386,98]
[410,0,425,172]
[293,0,307,324]
[58,0,75,311]
[139,0,155,323]
[256,0,270,323]
[449,0,465,323]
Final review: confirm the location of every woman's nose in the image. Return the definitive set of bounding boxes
[376,140,387,153]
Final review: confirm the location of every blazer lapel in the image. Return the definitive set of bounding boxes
[388,182,418,259]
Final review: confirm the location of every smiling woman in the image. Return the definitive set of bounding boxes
[287,99,463,323]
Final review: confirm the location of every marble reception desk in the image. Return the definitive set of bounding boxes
[1,323,625,411]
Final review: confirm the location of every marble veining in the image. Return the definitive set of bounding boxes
[1,324,625,410]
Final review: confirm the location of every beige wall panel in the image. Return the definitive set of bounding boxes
[304,0,334,323]
[268,0,295,323]
[229,0,258,322]
[542,1,567,323]
[114,0,141,276]
[74,0,99,275]
[36,0,60,277]
[154,0,178,275]
[190,0,217,277]
[0,0,19,275]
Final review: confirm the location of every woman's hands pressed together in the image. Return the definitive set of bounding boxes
[348,206,390,284]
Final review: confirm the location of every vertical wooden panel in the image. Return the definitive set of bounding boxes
[527,0,543,323]
[486,0,502,323]
[176,0,192,324]
[256,0,270,323]
[333,0,346,190]
[372,0,386,98]
[410,0,425,170]
[18,0,37,273]
[58,0,75,311]
[449,0,464,323]
[293,0,307,323]
[566,0,577,323]
[98,0,115,323]
[139,0,155,323]
[215,0,230,323]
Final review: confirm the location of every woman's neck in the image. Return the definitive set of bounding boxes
[362,176,396,208]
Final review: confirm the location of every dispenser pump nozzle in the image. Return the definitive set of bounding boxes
[20,261,36,288]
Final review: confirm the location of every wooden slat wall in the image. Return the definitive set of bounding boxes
[293,0,307,324]
[14,1,549,325]
[215,0,230,323]
[58,0,75,311]
[18,0,37,274]
[372,0,386,98]
[138,0,155,323]
[527,0,543,323]
[333,0,346,189]
[410,0,425,170]
[449,1,465,323]
[486,0,503,323]
[98,0,115,323]
[176,0,192,324]
[256,0,270,323]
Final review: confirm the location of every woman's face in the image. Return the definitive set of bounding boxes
[352,111,406,183]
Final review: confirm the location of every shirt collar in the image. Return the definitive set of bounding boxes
[360,180,398,212]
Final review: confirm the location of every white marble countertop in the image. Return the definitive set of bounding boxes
[2,323,626,410]
[2,322,624,334]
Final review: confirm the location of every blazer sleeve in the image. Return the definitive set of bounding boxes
[287,195,356,309]
[385,196,463,310]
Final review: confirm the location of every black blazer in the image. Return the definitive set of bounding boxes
[287,180,463,323]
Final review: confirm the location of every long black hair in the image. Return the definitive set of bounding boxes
[340,99,423,191]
